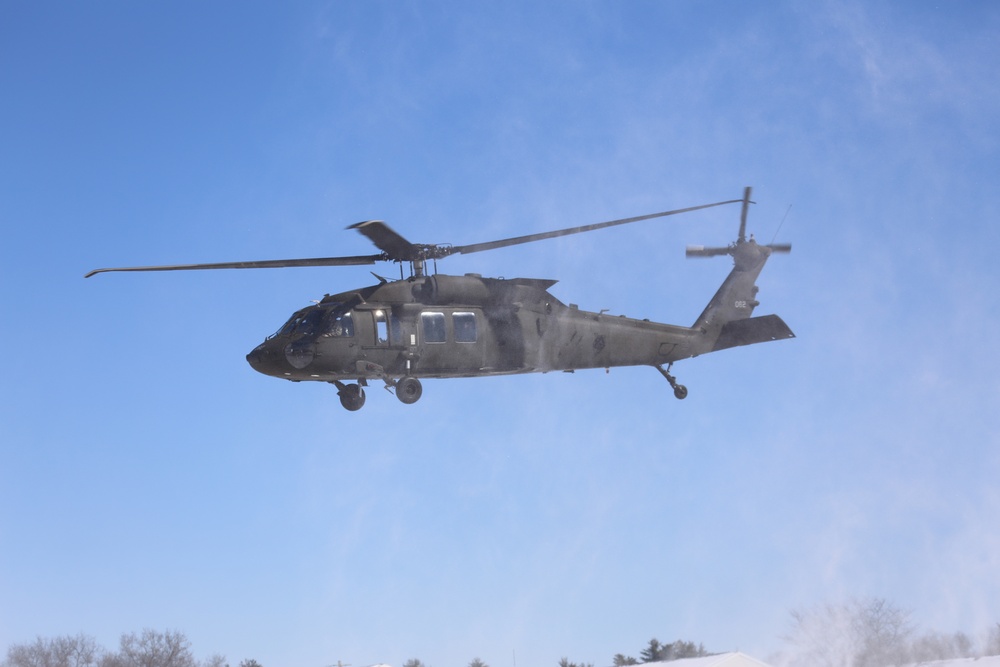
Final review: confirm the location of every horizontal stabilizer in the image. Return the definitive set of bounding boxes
[712,314,795,352]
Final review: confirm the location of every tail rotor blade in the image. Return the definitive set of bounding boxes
[738,186,753,243]
[686,245,732,258]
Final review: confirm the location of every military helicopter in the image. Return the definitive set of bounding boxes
[87,186,793,411]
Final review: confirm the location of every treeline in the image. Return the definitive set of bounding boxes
[403,637,709,667]
[776,597,1000,667]
[612,638,709,664]
[0,630,251,667]
[8,605,1000,667]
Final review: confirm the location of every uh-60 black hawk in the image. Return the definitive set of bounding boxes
[87,187,793,411]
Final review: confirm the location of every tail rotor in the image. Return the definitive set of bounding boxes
[686,186,792,262]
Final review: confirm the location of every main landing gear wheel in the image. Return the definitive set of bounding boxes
[337,382,366,411]
[395,377,423,405]
[673,384,688,400]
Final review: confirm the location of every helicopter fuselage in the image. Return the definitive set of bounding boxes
[246,273,702,384]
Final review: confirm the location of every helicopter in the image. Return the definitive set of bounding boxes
[86,186,793,411]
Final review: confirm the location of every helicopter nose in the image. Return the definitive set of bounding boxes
[246,342,272,375]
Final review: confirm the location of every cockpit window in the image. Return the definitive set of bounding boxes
[276,314,302,337]
[325,311,355,337]
[274,306,348,338]
[292,309,325,336]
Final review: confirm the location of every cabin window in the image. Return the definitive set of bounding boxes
[453,312,477,343]
[421,312,446,343]
[375,310,389,344]
[389,313,404,345]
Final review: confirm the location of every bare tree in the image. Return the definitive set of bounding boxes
[4,635,102,667]
[781,597,914,667]
[908,630,974,662]
[988,624,1000,656]
[101,630,195,667]
[467,659,488,667]
[851,597,913,667]
[783,600,865,667]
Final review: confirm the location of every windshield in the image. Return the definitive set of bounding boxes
[295,309,325,335]
[273,304,355,338]
[274,307,325,337]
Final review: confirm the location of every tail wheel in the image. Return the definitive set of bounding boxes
[656,364,688,400]
[396,377,423,405]
[338,383,366,411]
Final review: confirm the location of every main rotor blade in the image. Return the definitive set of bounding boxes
[347,220,420,261]
[451,198,743,256]
[765,243,792,253]
[85,254,382,278]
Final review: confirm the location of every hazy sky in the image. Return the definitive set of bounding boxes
[2,2,999,666]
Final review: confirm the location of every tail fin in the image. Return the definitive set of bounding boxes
[687,187,794,352]
[691,238,768,328]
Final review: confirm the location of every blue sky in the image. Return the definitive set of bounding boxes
[2,1,999,666]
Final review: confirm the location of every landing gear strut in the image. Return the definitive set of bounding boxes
[656,364,688,400]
